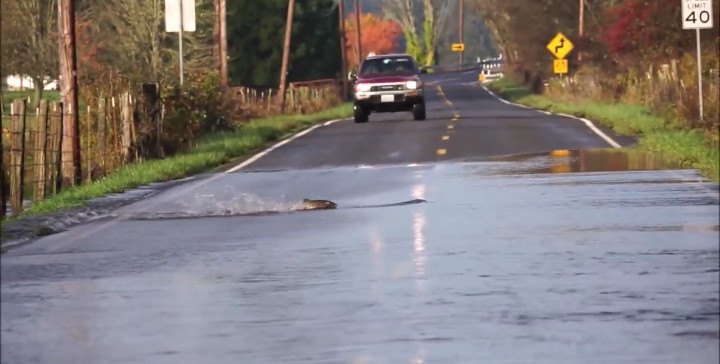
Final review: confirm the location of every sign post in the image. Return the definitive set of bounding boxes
[165,0,196,86]
[681,0,713,122]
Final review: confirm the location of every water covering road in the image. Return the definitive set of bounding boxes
[2,71,718,364]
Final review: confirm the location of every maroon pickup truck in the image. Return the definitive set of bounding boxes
[348,53,427,123]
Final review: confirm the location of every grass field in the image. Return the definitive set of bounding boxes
[1,90,60,130]
[487,77,719,181]
[2,90,60,112]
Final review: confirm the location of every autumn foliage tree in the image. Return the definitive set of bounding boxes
[601,0,693,65]
[344,12,402,70]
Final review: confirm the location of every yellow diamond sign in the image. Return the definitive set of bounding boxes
[546,32,574,60]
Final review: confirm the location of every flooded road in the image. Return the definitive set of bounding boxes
[2,71,718,363]
[2,156,718,364]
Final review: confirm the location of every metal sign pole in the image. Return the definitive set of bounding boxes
[695,28,703,122]
[179,0,184,86]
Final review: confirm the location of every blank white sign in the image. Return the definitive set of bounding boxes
[165,0,196,32]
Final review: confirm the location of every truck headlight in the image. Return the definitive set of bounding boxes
[405,81,418,90]
[355,83,371,92]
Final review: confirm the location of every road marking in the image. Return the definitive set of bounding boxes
[480,85,718,199]
[550,149,571,156]
[436,85,454,107]
[436,148,447,155]
[442,135,450,141]
[226,118,347,173]
[447,124,454,129]
[30,117,352,247]
[480,85,621,148]
[451,117,459,121]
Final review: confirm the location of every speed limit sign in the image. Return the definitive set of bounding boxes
[682,0,714,29]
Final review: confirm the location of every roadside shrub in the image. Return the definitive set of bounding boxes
[160,70,234,152]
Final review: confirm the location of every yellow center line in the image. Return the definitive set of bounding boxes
[441,135,450,141]
[447,124,454,129]
[436,148,447,155]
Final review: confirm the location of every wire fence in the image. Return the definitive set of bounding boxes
[1,80,343,217]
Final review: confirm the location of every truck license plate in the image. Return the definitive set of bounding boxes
[380,94,394,102]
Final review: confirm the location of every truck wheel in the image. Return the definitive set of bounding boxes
[354,105,369,123]
[412,103,426,121]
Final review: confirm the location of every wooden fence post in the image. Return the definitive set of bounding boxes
[120,92,132,164]
[33,100,49,201]
[0,114,7,218]
[9,99,27,214]
[85,105,92,184]
[55,102,64,194]
[47,102,59,196]
[97,97,106,172]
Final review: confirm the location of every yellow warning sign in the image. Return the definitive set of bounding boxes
[546,32,574,60]
[553,59,568,74]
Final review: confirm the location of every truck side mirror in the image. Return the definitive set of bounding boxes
[347,72,357,82]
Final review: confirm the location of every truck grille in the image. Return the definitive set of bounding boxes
[370,84,404,91]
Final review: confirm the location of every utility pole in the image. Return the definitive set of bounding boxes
[219,0,228,89]
[458,0,464,69]
[278,0,295,112]
[338,0,348,100]
[578,0,584,62]
[213,0,221,82]
[354,0,362,68]
[57,0,81,187]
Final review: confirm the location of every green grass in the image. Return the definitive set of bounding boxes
[5,103,352,219]
[487,77,720,181]
[2,90,60,113]
[2,90,60,129]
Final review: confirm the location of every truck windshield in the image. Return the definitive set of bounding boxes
[360,56,417,76]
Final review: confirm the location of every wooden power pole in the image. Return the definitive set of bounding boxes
[578,0,584,62]
[458,0,464,68]
[354,0,362,68]
[58,0,81,187]
[213,0,229,89]
[278,0,295,112]
[338,0,348,100]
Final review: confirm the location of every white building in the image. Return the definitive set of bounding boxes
[4,75,58,91]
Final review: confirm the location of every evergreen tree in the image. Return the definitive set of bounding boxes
[227,0,341,87]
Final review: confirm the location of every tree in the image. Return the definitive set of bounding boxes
[78,0,214,85]
[0,0,58,106]
[382,0,451,66]
[601,0,694,64]
[468,0,578,72]
[227,0,341,87]
[344,12,402,69]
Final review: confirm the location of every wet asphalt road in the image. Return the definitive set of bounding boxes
[2,71,719,364]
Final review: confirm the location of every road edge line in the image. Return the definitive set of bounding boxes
[225,118,348,173]
[481,85,621,149]
[8,117,352,250]
[480,85,718,199]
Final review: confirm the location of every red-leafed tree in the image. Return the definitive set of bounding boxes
[601,0,690,63]
[344,12,402,70]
